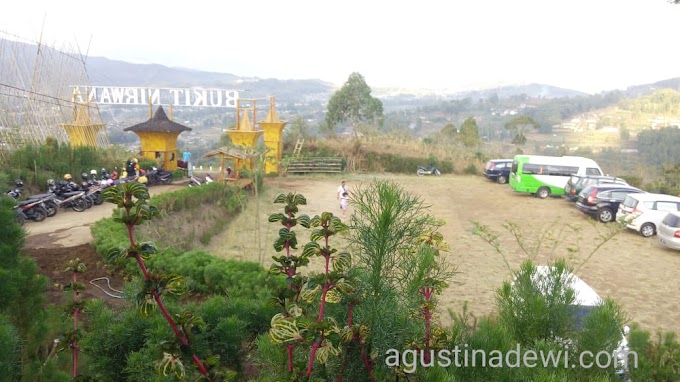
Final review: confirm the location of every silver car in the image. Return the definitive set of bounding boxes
[657,211,680,250]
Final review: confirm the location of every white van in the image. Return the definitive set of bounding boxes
[617,193,680,237]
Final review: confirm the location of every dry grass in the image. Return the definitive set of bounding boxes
[208,173,680,335]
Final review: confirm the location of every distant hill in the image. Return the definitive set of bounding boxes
[85,56,334,104]
[2,37,679,107]
[623,78,680,98]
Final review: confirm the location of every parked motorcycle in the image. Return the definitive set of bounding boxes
[15,198,49,222]
[45,180,88,212]
[188,174,213,187]
[146,167,172,186]
[417,165,441,176]
[5,179,52,220]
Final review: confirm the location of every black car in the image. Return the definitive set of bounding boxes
[563,174,628,202]
[484,159,513,184]
[575,184,644,222]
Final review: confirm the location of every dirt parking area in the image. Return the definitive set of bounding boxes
[209,174,680,335]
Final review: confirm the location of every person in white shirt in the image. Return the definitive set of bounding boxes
[337,180,347,202]
[340,191,349,218]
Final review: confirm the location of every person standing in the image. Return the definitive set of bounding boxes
[337,180,348,216]
[183,148,192,177]
[340,191,349,218]
[337,180,347,201]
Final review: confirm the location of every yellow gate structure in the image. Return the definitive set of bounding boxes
[258,96,287,174]
[225,99,263,172]
[124,105,191,171]
[224,96,286,174]
[60,95,105,147]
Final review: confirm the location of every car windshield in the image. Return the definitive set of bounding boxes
[572,305,596,330]
[622,196,638,208]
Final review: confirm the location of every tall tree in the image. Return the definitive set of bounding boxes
[325,72,383,139]
[504,115,540,146]
[439,123,458,140]
[458,117,481,147]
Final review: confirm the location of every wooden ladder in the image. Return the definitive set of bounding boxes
[293,138,305,157]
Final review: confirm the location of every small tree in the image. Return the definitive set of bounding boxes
[505,115,540,146]
[325,72,383,139]
[439,123,458,141]
[459,117,482,147]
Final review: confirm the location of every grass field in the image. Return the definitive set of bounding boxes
[207,173,680,336]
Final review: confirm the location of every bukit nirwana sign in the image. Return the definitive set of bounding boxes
[71,86,240,108]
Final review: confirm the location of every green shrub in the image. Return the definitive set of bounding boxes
[0,314,21,381]
[618,175,643,188]
[149,182,242,212]
[2,143,132,192]
[363,152,455,174]
[171,168,185,180]
[81,300,171,382]
[464,163,478,174]
[627,323,680,382]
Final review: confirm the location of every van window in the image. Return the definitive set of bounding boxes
[655,202,679,212]
[511,161,518,173]
[523,164,541,174]
[586,168,602,175]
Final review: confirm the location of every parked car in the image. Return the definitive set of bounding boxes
[484,159,513,184]
[563,175,628,202]
[575,184,644,223]
[657,211,680,250]
[516,265,631,380]
[618,193,680,237]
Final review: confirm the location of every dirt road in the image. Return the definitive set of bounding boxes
[25,184,185,248]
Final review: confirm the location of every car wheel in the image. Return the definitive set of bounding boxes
[497,175,507,184]
[536,187,550,199]
[640,223,655,237]
[597,208,614,223]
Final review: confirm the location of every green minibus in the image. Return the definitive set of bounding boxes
[509,155,603,198]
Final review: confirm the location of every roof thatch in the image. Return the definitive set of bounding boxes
[124,106,192,133]
[203,146,254,160]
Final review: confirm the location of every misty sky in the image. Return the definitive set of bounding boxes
[1,0,678,94]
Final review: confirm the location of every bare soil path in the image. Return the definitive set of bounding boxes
[22,184,185,307]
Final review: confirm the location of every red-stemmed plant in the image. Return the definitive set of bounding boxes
[102,183,221,381]
[63,258,86,378]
